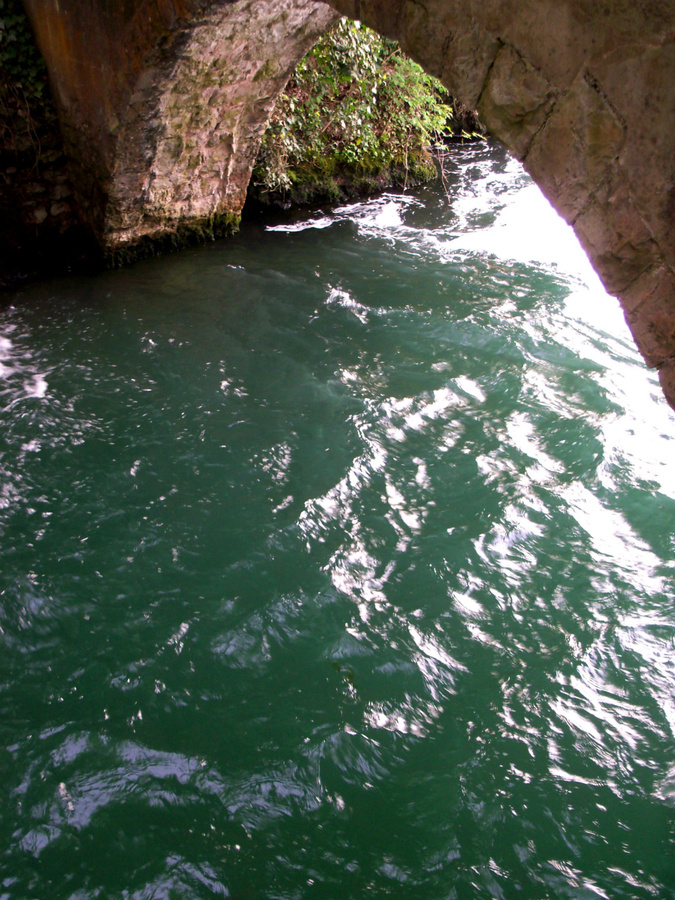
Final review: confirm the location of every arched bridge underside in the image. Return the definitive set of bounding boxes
[22,0,675,409]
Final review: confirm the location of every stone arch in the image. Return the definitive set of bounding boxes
[325,0,675,407]
[106,0,337,251]
[21,0,675,408]
[22,0,337,250]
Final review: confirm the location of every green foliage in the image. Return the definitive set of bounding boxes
[0,0,49,103]
[253,19,461,199]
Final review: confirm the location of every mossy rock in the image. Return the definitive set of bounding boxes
[104,212,241,268]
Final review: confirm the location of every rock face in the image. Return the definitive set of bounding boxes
[19,0,675,409]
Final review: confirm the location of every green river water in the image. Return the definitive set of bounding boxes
[1,144,675,899]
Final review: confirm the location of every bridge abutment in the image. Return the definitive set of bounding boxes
[22,0,337,253]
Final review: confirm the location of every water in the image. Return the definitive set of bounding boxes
[1,143,674,899]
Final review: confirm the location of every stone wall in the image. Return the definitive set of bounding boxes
[0,84,94,287]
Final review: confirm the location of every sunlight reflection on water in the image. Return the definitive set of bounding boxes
[1,143,674,900]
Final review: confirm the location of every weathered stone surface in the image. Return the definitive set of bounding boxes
[49,201,71,218]
[658,358,675,406]
[523,74,625,224]
[622,265,675,368]
[23,0,337,248]
[478,44,555,161]
[18,0,675,411]
[587,43,675,277]
[31,207,48,225]
[106,0,337,248]
[574,176,660,295]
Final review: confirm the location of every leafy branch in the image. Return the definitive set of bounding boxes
[0,0,49,104]
[253,19,483,202]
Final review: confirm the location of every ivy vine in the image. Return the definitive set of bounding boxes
[0,0,49,104]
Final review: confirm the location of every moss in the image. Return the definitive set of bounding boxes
[248,156,439,211]
[253,58,277,82]
[104,211,241,268]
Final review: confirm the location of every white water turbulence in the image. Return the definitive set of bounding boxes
[269,148,674,501]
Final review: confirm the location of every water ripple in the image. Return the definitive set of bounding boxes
[1,145,675,899]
